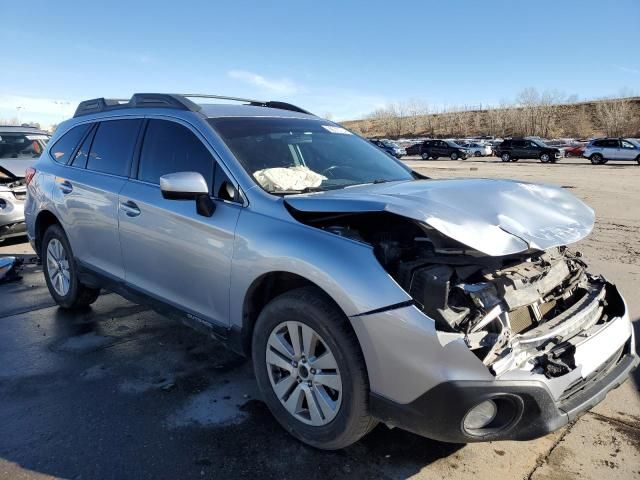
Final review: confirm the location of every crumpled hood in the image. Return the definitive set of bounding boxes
[0,159,35,178]
[284,178,595,256]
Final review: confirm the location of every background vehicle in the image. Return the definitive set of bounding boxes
[583,138,640,165]
[494,138,562,163]
[25,93,637,450]
[418,139,469,160]
[0,126,49,242]
[564,143,586,157]
[405,142,423,156]
[460,142,492,157]
[369,139,406,158]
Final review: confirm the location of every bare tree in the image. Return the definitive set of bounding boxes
[595,96,633,137]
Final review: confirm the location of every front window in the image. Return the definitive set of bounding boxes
[209,117,414,193]
[0,132,49,159]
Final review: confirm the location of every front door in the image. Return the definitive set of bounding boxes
[118,118,242,327]
[619,140,638,161]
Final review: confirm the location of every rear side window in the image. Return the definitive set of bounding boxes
[602,139,619,148]
[70,125,97,169]
[87,119,142,176]
[138,120,214,190]
[50,124,91,164]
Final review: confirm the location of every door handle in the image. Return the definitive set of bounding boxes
[57,179,73,194]
[120,200,141,217]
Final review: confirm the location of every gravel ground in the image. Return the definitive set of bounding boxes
[0,156,638,479]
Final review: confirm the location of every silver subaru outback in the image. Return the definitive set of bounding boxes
[25,94,637,449]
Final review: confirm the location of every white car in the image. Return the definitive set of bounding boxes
[461,142,492,157]
[583,138,640,165]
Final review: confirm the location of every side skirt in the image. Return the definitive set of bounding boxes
[76,260,245,355]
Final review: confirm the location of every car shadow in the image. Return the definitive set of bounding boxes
[0,293,464,480]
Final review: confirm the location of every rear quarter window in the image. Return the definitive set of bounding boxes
[49,124,92,164]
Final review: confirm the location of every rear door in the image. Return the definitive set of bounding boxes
[511,140,528,158]
[51,118,142,279]
[118,118,242,327]
[602,139,621,159]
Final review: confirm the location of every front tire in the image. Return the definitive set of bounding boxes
[252,287,375,450]
[450,152,459,160]
[421,152,429,160]
[42,224,100,309]
[540,153,551,163]
[474,151,481,157]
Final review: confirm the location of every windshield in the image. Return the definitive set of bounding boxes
[209,117,414,193]
[532,140,549,148]
[0,133,49,159]
[381,140,398,148]
[445,140,460,148]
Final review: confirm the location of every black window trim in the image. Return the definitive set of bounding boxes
[48,121,95,165]
[69,123,98,169]
[134,115,244,205]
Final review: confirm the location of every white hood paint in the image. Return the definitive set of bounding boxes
[284,178,595,256]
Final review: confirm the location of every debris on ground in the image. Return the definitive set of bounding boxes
[0,256,23,283]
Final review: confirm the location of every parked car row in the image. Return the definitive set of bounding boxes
[397,135,640,165]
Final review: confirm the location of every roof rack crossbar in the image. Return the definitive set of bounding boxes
[73,93,313,118]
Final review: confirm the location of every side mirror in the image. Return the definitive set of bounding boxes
[159,172,215,217]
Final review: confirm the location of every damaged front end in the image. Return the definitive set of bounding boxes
[389,242,625,379]
[0,167,28,241]
[290,207,630,385]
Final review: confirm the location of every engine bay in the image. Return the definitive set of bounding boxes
[293,211,625,377]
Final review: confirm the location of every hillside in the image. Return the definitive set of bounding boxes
[341,97,640,139]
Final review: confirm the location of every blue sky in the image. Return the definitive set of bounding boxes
[1,0,639,126]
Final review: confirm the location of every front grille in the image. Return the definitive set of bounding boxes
[559,346,625,403]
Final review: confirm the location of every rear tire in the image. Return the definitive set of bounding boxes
[501,153,511,162]
[590,153,604,165]
[252,287,375,450]
[421,152,429,160]
[474,151,481,157]
[42,224,100,309]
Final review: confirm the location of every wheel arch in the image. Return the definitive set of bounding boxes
[34,209,62,256]
[240,271,350,357]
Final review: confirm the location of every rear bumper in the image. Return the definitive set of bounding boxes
[370,346,638,443]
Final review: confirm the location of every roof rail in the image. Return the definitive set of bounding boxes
[180,94,313,115]
[73,93,312,118]
[73,94,202,118]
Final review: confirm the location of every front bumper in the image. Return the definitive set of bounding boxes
[370,345,637,443]
[352,280,636,443]
[0,221,26,241]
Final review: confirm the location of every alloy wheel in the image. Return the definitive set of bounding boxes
[46,238,71,296]
[265,321,342,426]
